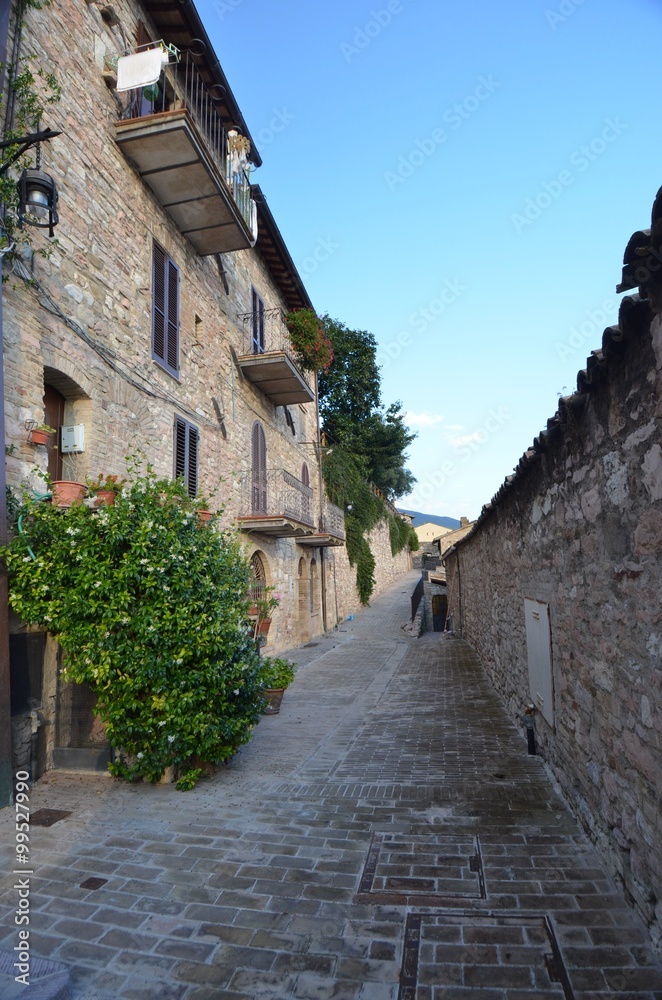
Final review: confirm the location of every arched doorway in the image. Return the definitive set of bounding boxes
[432,594,448,632]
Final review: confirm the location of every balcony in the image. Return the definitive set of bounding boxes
[237,469,316,538]
[113,49,257,256]
[236,308,314,406]
[298,498,346,548]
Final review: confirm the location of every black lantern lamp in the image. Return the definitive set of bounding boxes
[18,167,59,237]
[0,125,61,238]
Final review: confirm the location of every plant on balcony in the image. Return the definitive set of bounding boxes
[1,464,263,790]
[285,309,334,373]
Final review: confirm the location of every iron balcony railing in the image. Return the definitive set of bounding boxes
[120,49,254,232]
[321,499,345,540]
[240,469,315,527]
[239,307,300,359]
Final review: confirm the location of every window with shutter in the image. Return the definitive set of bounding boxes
[174,415,199,496]
[251,287,265,354]
[251,421,267,513]
[152,241,180,377]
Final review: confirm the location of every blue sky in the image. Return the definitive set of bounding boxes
[198,0,661,519]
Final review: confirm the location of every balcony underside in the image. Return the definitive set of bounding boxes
[236,351,314,405]
[237,515,316,538]
[114,110,254,255]
[296,532,345,547]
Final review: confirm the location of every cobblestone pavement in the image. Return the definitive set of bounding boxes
[1,571,661,999]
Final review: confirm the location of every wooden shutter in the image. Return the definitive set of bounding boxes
[251,288,265,353]
[251,421,267,513]
[153,242,179,376]
[174,416,199,496]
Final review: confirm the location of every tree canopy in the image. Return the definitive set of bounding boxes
[318,315,415,503]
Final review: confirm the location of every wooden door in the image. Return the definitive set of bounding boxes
[43,383,64,481]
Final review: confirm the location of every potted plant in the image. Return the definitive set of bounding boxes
[258,656,296,715]
[247,587,281,641]
[29,423,57,447]
[51,480,87,507]
[284,309,334,373]
[86,473,127,507]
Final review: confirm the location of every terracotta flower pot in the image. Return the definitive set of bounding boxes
[263,688,285,715]
[30,428,54,446]
[51,481,87,508]
[257,617,271,636]
[197,509,213,524]
[94,489,116,507]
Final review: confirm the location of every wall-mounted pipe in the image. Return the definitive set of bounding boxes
[524,703,536,755]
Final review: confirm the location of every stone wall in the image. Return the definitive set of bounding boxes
[325,520,413,627]
[445,292,662,952]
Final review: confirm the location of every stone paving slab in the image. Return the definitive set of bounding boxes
[0,572,661,999]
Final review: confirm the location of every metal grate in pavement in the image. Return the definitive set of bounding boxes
[398,911,575,1000]
[356,832,486,906]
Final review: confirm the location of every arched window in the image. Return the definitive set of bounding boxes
[301,462,309,487]
[251,421,267,513]
[250,552,267,604]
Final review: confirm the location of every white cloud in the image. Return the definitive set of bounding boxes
[405,411,445,428]
[447,430,486,448]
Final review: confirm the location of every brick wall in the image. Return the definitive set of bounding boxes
[446,293,662,952]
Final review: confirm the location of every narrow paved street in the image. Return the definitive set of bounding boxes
[1,571,661,999]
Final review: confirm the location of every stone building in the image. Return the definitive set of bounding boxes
[444,192,662,954]
[0,0,359,777]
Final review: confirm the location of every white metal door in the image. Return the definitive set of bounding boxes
[523,599,555,727]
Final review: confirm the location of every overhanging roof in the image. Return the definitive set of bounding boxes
[252,185,314,313]
[140,0,262,167]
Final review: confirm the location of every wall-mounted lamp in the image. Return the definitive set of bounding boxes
[18,168,59,237]
[0,127,61,239]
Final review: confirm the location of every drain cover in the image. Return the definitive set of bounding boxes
[303,642,319,648]
[398,913,575,1000]
[80,877,108,890]
[30,809,72,827]
[356,833,485,905]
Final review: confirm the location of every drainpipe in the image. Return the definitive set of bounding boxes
[0,0,13,809]
[524,703,536,755]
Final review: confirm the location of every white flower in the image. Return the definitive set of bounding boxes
[104,631,110,638]
[163,585,170,592]
[22,556,31,563]
[175,658,183,665]
[121,616,130,624]
[167,735,175,743]
[139,558,148,565]
[136,752,144,759]
[94,581,101,588]
[234,689,240,696]
[65,527,77,536]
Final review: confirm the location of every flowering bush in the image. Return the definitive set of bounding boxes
[85,473,127,494]
[285,309,334,373]
[1,467,263,789]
